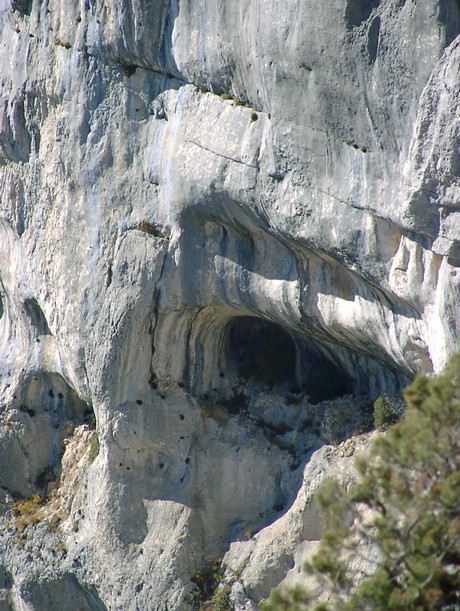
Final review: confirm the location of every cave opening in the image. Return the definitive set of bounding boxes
[225,316,353,403]
[297,344,354,403]
[227,317,297,389]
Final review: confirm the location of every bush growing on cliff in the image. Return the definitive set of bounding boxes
[11,494,44,532]
[261,353,460,610]
[373,394,405,430]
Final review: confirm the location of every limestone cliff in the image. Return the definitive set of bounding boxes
[0,0,459,609]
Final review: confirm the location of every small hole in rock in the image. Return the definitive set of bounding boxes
[48,389,54,398]
[179,414,185,420]
[136,400,143,405]
[123,64,137,77]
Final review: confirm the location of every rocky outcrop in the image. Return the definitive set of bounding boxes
[0,0,459,609]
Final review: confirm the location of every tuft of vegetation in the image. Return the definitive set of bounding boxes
[261,353,460,610]
[188,557,249,610]
[138,220,156,234]
[88,431,100,463]
[189,558,224,609]
[373,394,404,430]
[206,583,232,611]
[136,220,167,238]
[12,494,43,517]
[12,494,44,532]
[55,38,71,49]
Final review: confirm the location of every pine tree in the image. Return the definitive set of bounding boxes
[262,353,460,610]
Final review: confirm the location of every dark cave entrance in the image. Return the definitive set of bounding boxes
[225,317,353,403]
[297,345,354,403]
[227,317,297,389]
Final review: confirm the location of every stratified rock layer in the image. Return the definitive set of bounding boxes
[0,0,459,609]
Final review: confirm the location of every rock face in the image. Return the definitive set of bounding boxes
[0,0,459,609]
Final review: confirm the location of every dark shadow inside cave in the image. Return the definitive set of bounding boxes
[297,344,354,403]
[191,315,410,552]
[225,316,353,403]
[227,317,297,389]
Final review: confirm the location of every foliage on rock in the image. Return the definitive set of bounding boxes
[11,494,44,532]
[373,395,405,430]
[262,353,460,610]
[189,558,225,610]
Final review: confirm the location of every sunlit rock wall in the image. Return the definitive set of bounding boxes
[0,0,459,609]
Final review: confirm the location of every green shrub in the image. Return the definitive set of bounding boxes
[12,494,44,532]
[373,395,403,430]
[12,494,43,517]
[261,353,460,610]
[208,583,232,610]
[190,558,224,608]
[189,558,248,610]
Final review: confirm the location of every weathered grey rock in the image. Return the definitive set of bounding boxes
[0,0,459,609]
